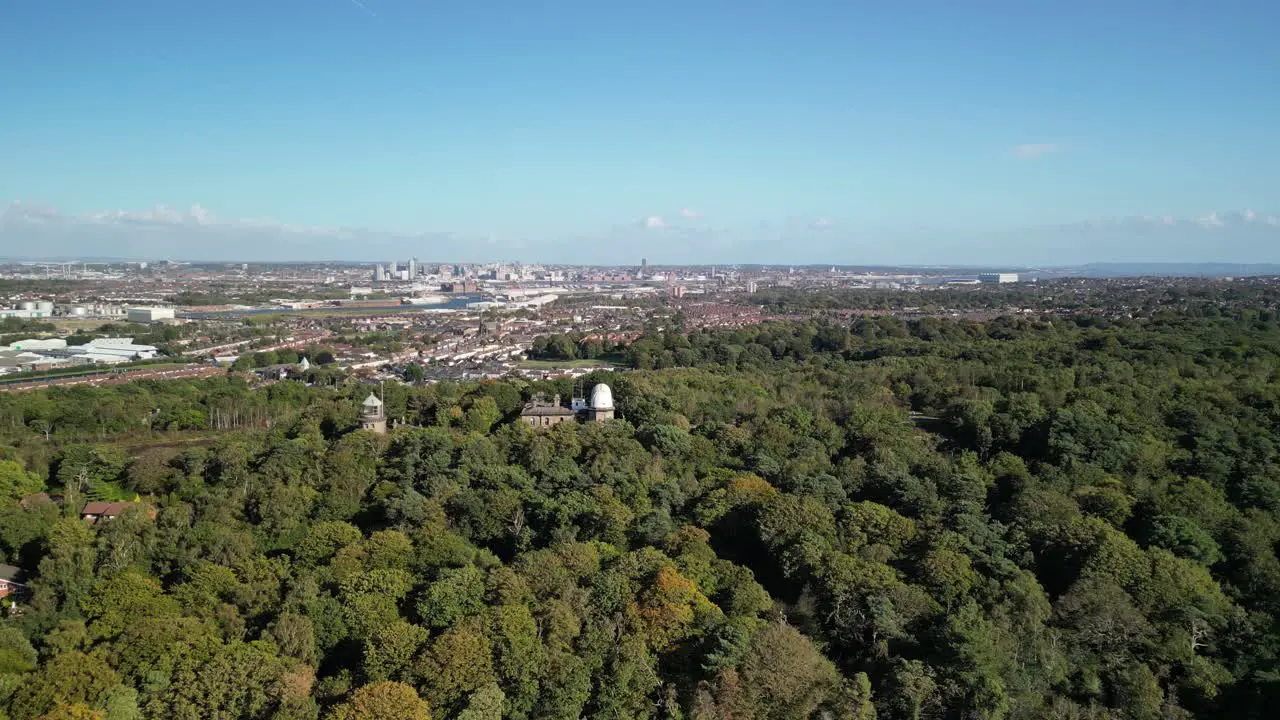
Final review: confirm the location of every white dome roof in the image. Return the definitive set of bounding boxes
[362,393,383,407]
[589,383,614,410]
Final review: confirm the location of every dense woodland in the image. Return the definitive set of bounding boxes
[749,277,1280,315]
[3,287,1280,718]
[527,333,628,362]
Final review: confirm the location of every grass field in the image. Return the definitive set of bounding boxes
[50,318,117,331]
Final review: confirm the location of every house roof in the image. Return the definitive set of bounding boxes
[0,564,24,583]
[81,501,135,516]
[521,395,576,416]
[362,393,383,407]
[521,404,576,416]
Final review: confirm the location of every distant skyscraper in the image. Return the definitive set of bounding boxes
[408,257,416,278]
[374,264,386,282]
[642,258,647,270]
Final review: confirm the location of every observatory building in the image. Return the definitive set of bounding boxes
[519,382,615,428]
[519,393,577,428]
[360,393,387,434]
[587,382,615,422]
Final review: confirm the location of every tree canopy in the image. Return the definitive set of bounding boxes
[3,283,1280,717]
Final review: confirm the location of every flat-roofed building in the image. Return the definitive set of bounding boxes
[978,273,1019,284]
[6,338,67,352]
[127,307,176,323]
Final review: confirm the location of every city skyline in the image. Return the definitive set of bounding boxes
[3,1,1279,263]
[4,200,1280,266]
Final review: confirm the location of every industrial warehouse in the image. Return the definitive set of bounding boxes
[0,337,160,375]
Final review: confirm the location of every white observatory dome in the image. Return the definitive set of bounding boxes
[589,383,614,410]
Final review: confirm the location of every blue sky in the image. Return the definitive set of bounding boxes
[2,0,1278,264]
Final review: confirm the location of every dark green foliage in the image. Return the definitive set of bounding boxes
[3,287,1280,717]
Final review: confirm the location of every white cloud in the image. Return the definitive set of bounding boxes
[0,200,475,261]
[1197,211,1224,228]
[189,204,213,225]
[1012,143,1060,159]
[5,199,1280,264]
[1,201,60,224]
[680,208,702,220]
[87,203,215,227]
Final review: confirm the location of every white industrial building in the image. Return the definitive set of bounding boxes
[7,338,68,352]
[127,307,176,323]
[68,352,132,366]
[512,294,558,309]
[3,348,74,369]
[0,351,47,374]
[0,335,161,372]
[45,338,161,365]
[80,337,159,359]
[978,273,1020,284]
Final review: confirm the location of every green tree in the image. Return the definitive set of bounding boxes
[464,397,501,435]
[152,640,289,720]
[737,623,842,719]
[363,621,429,683]
[81,568,180,641]
[0,458,43,504]
[269,613,320,666]
[455,683,505,720]
[416,565,485,629]
[32,705,104,720]
[329,682,430,720]
[98,686,142,720]
[414,628,496,715]
[8,652,120,720]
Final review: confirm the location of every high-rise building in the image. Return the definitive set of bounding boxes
[408,257,417,278]
[373,264,386,282]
